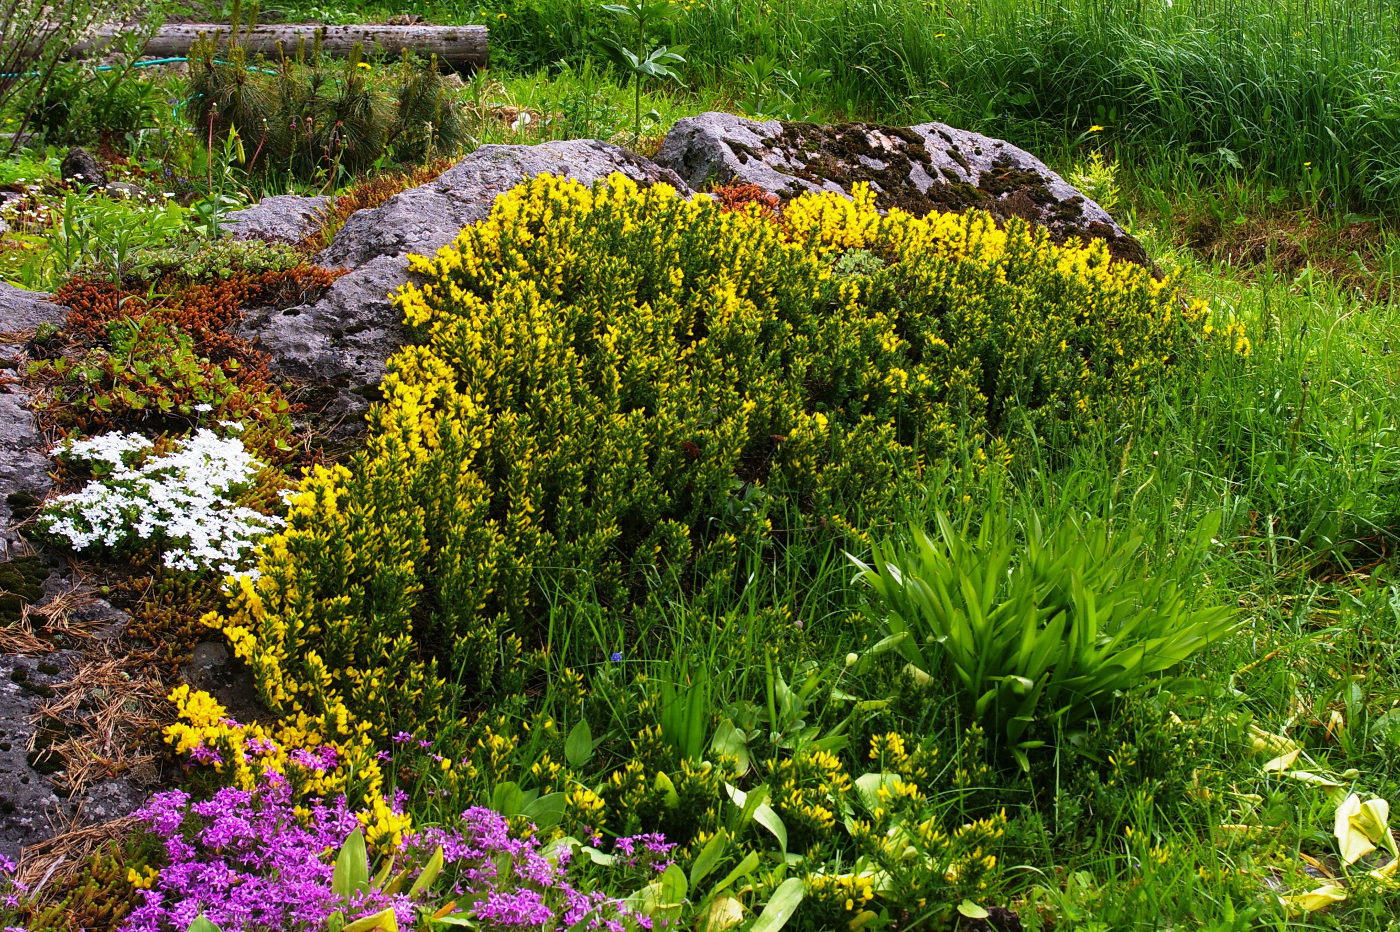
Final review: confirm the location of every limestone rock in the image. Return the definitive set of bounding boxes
[181,640,263,726]
[59,146,107,189]
[0,283,65,334]
[0,390,53,557]
[0,285,64,556]
[655,112,1147,265]
[237,255,406,439]
[223,194,335,246]
[0,652,77,859]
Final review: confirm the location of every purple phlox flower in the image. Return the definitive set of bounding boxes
[392,731,413,744]
[476,889,554,927]
[613,833,676,871]
[188,744,223,765]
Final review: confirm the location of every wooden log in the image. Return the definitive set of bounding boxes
[69,23,488,71]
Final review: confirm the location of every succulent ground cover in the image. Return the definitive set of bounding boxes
[1,1,1400,930]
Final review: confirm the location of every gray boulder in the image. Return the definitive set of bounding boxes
[237,255,407,439]
[60,146,107,189]
[223,194,334,246]
[0,651,77,859]
[244,139,689,437]
[0,283,65,334]
[655,112,1147,265]
[0,285,64,555]
[0,392,51,556]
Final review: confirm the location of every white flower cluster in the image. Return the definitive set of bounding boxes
[42,429,285,575]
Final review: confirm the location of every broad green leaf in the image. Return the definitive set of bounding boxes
[187,918,222,932]
[490,782,526,818]
[342,909,398,932]
[690,828,729,888]
[565,719,595,768]
[372,854,396,893]
[658,863,688,907]
[957,900,990,920]
[710,850,760,896]
[654,770,681,809]
[853,772,901,814]
[409,845,444,897]
[750,877,805,932]
[333,829,370,900]
[583,846,617,866]
[712,718,750,773]
[753,801,788,852]
[522,792,567,828]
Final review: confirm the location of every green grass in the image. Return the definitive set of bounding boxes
[223,0,1400,211]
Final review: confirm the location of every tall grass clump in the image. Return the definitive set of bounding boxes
[479,0,1400,209]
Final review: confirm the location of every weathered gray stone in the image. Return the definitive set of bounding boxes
[0,390,52,557]
[0,652,77,859]
[655,112,1147,265]
[60,146,107,189]
[223,193,335,246]
[237,255,407,438]
[319,138,689,269]
[0,283,65,334]
[242,140,688,437]
[103,180,144,200]
[181,640,263,726]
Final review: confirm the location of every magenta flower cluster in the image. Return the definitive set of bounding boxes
[121,772,662,932]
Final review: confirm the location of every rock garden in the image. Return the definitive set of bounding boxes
[1,0,1399,929]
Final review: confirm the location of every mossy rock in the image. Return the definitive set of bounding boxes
[655,112,1150,266]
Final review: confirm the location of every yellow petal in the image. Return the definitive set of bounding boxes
[1335,794,1375,864]
[700,896,745,932]
[1262,749,1302,773]
[1336,795,1396,864]
[1355,797,1394,854]
[1249,725,1299,756]
[1280,883,1347,913]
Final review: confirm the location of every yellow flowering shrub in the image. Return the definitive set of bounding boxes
[208,172,1223,750]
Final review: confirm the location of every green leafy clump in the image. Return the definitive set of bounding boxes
[0,555,48,625]
[104,236,305,286]
[852,510,1238,767]
[29,316,284,434]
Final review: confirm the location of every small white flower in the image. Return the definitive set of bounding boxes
[41,429,284,575]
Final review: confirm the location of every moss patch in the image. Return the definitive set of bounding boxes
[0,556,47,625]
